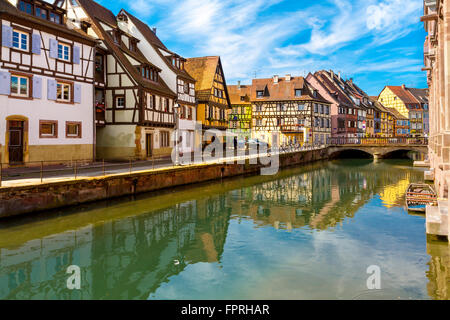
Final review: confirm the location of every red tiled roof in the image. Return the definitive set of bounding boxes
[227,85,252,105]
[386,86,419,105]
[250,76,330,103]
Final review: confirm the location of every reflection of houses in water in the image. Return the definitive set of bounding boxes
[0,226,94,299]
[379,177,411,208]
[0,198,231,299]
[230,162,419,231]
[426,240,450,300]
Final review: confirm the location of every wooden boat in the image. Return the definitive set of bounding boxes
[405,183,437,213]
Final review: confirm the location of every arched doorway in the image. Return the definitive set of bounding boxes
[5,115,29,165]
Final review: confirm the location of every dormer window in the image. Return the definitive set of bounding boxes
[130,40,137,52]
[257,90,264,98]
[49,12,61,24]
[19,1,32,14]
[18,1,63,24]
[112,30,120,45]
[295,89,303,97]
[35,7,47,19]
[240,96,245,102]
[140,65,158,82]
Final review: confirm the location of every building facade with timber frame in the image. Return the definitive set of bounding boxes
[60,0,177,160]
[0,0,96,165]
[184,56,231,143]
[227,83,252,140]
[250,75,332,147]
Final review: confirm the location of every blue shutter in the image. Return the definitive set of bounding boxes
[49,39,58,59]
[32,34,41,55]
[73,46,80,64]
[2,25,12,48]
[47,79,56,100]
[33,76,42,99]
[74,83,81,103]
[0,72,11,95]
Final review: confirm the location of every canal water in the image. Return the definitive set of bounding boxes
[0,159,449,300]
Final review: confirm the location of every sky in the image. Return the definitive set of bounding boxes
[97,0,427,96]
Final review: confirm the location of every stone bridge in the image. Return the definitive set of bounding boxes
[327,137,428,159]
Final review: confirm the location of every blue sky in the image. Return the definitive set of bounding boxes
[99,0,427,96]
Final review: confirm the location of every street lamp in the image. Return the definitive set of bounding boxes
[173,103,180,166]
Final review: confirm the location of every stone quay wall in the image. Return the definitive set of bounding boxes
[0,149,328,218]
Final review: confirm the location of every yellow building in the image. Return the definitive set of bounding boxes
[184,56,231,134]
[378,85,426,137]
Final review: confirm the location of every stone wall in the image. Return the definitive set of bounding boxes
[0,149,327,218]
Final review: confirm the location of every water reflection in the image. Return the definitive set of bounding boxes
[0,160,447,299]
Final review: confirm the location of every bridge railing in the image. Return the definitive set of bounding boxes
[327,137,428,146]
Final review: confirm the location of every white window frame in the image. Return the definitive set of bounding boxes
[10,75,29,97]
[116,96,125,108]
[57,42,71,61]
[12,30,29,52]
[56,82,72,102]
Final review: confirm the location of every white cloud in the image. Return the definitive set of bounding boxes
[119,0,426,92]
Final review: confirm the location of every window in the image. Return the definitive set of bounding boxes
[56,82,72,102]
[19,1,32,14]
[298,104,305,111]
[10,75,29,97]
[160,131,170,147]
[295,89,302,97]
[49,12,61,24]
[256,91,264,98]
[36,7,47,19]
[66,122,81,138]
[57,43,70,61]
[129,40,137,52]
[39,120,57,138]
[115,95,125,108]
[12,30,29,51]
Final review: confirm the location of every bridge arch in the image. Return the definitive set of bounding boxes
[328,148,374,159]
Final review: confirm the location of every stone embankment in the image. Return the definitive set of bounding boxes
[0,149,328,218]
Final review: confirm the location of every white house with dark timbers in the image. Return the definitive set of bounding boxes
[116,9,198,154]
[0,0,96,165]
[59,0,177,160]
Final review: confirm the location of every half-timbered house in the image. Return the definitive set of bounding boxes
[227,82,252,140]
[115,10,198,155]
[59,0,177,160]
[251,75,331,147]
[0,0,96,165]
[184,56,231,141]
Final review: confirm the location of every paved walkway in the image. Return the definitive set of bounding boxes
[0,146,326,188]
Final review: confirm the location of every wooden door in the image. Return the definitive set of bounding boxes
[8,121,24,163]
[146,133,153,157]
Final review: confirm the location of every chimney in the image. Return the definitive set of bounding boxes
[330,70,334,78]
[152,27,157,34]
[402,84,406,90]
[338,72,341,80]
[349,78,353,85]
[237,80,241,89]
[273,75,279,83]
[285,74,291,81]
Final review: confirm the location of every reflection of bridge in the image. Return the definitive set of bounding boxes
[327,137,428,159]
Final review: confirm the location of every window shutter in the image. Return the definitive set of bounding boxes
[32,34,41,55]
[73,46,80,64]
[74,83,81,103]
[47,79,57,100]
[49,39,58,59]
[2,25,12,48]
[33,76,42,99]
[0,72,11,95]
